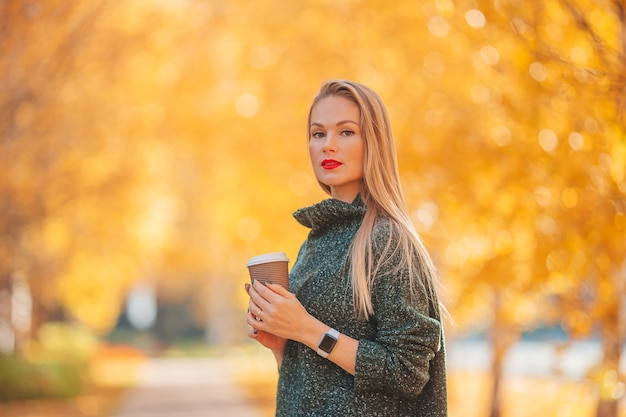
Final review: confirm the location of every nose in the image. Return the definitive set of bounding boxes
[322,133,338,152]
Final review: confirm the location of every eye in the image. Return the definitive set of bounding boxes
[311,131,325,139]
[340,129,355,136]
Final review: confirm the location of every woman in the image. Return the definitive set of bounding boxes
[245,80,447,416]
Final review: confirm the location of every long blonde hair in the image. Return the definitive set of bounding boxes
[308,80,442,319]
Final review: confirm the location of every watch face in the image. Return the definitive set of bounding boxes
[319,333,338,353]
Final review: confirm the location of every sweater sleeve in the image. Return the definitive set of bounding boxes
[353,222,442,399]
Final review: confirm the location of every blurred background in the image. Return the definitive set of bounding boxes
[0,0,625,416]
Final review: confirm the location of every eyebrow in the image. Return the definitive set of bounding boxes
[310,120,359,128]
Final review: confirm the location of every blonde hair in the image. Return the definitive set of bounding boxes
[308,80,442,319]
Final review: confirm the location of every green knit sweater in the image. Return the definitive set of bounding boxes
[276,197,447,417]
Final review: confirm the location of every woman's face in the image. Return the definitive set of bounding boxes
[309,95,364,203]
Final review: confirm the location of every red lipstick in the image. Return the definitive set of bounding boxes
[321,159,342,170]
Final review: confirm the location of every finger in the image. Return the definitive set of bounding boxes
[248,294,267,315]
[247,285,260,309]
[248,296,261,311]
[246,311,262,328]
[249,282,273,311]
[247,302,268,327]
[252,279,289,302]
[264,281,290,296]
[248,303,263,321]
[247,302,261,319]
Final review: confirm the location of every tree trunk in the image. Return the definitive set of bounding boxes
[595,343,621,417]
[616,0,626,121]
[488,344,503,417]
[488,292,514,417]
[596,400,618,417]
[597,5,626,413]
[595,272,624,417]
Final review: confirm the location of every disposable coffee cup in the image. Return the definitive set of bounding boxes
[246,252,290,290]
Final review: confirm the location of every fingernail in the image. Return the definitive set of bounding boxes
[251,278,255,284]
[253,329,258,335]
[266,280,273,285]
[245,283,251,291]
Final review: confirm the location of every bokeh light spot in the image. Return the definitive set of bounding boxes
[494,230,513,255]
[538,129,558,152]
[465,9,486,28]
[237,216,261,242]
[570,46,588,65]
[491,125,511,146]
[428,16,450,38]
[561,188,579,208]
[425,110,443,127]
[584,117,598,133]
[235,93,260,118]
[288,172,314,196]
[423,52,446,77]
[413,201,439,230]
[126,282,157,330]
[534,186,552,207]
[156,62,181,87]
[248,45,273,69]
[537,215,559,235]
[510,17,527,35]
[546,23,563,41]
[434,0,454,15]
[568,132,584,150]
[529,62,547,82]
[480,45,500,65]
[470,84,490,104]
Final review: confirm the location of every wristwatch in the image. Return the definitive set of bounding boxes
[317,328,340,358]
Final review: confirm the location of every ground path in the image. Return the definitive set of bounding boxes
[111,356,272,417]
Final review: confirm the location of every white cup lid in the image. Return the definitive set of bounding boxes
[246,252,289,267]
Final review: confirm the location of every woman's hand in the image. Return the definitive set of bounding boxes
[245,280,313,342]
[247,327,287,351]
[244,280,358,375]
[245,281,302,368]
[245,283,287,348]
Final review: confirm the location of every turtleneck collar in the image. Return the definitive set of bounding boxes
[293,195,366,236]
